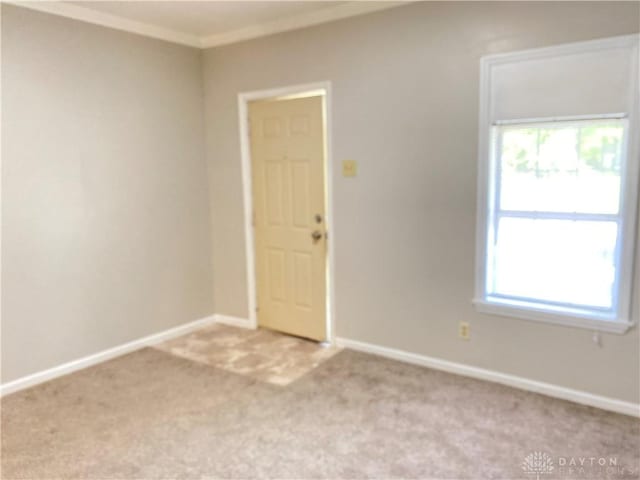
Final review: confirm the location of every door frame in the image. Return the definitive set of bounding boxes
[237,81,336,344]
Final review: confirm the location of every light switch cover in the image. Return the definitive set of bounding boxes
[342,160,357,177]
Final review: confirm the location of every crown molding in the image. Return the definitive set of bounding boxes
[3,1,202,48]
[199,2,406,49]
[4,1,408,50]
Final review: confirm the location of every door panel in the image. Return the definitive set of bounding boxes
[249,95,326,341]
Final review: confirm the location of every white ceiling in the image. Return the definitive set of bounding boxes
[12,1,405,48]
[67,1,344,36]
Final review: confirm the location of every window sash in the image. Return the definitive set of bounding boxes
[487,293,615,314]
[485,217,623,317]
[493,119,626,217]
[485,120,628,318]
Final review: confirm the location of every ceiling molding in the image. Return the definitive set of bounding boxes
[4,1,408,50]
[4,1,202,48]
[199,2,406,49]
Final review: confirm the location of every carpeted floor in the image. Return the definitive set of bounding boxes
[1,344,639,479]
[154,324,340,385]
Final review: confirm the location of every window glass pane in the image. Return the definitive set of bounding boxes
[490,217,617,309]
[499,122,623,214]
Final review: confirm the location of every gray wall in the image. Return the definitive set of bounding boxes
[2,1,638,405]
[1,5,213,382]
[202,1,640,403]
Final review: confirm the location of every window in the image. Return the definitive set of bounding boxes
[475,36,639,333]
[486,118,628,316]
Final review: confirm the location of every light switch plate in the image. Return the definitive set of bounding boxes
[342,160,357,177]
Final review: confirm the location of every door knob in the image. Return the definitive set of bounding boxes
[311,230,323,242]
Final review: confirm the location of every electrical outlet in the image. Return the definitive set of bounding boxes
[459,322,470,340]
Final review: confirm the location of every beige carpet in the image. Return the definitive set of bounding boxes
[2,345,639,479]
[154,324,340,386]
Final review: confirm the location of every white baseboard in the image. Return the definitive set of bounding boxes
[213,314,255,329]
[6,317,633,418]
[0,315,216,397]
[336,337,640,418]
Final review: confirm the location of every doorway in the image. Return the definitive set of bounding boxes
[238,83,334,342]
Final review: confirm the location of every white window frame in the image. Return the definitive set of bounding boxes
[474,36,639,334]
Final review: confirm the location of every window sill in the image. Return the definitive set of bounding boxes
[472,298,634,334]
